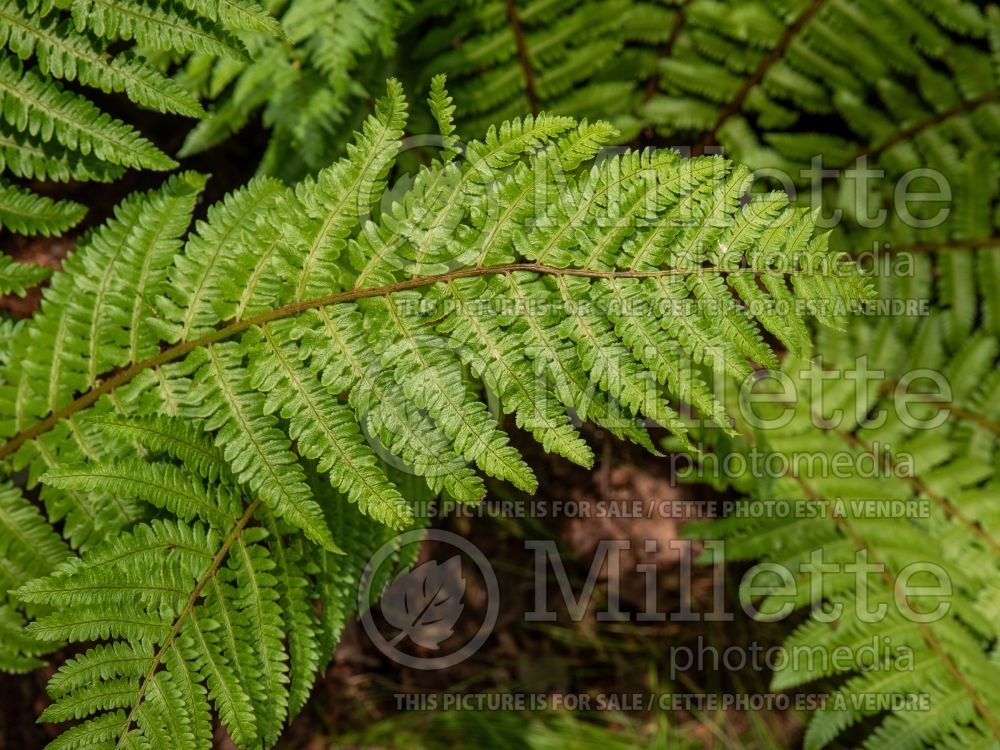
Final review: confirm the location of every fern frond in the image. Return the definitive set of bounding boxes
[402,0,673,139]
[0,253,51,296]
[0,0,262,235]
[31,83,853,522]
[0,480,71,668]
[244,323,413,529]
[44,460,242,529]
[176,48,292,159]
[91,415,230,482]
[175,0,283,36]
[58,0,248,59]
[343,707,699,750]
[0,172,204,552]
[181,342,340,551]
[643,0,1000,190]
[0,83,870,748]
[0,605,52,673]
[0,121,125,183]
[177,0,404,179]
[689,297,1000,747]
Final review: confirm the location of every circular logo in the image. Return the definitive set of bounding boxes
[358,528,499,670]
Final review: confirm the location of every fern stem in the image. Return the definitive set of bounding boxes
[504,0,540,115]
[851,89,1000,165]
[642,0,694,103]
[693,0,828,155]
[871,236,1000,256]
[0,263,845,462]
[114,498,261,748]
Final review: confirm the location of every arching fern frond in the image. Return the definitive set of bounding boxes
[684,245,1000,748]
[643,0,998,179]
[0,79,869,537]
[642,8,1000,739]
[690,337,1000,747]
[0,83,869,748]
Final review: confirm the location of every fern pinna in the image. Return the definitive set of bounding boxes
[0,0,278,241]
[0,81,867,748]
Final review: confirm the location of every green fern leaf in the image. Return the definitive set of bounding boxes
[0,177,85,235]
[0,254,51,296]
[0,58,176,171]
[0,81,871,750]
[60,0,248,59]
[0,1,205,117]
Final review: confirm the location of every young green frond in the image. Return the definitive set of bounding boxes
[1,81,866,536]
[0,81,868,749]
[177,0,406,181]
